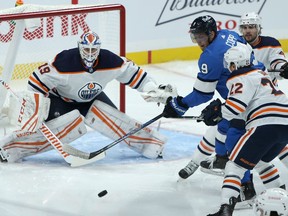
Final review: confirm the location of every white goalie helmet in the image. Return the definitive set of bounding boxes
[239,12,262,34]
[78,31,101,70]
[224,42,252,71]
[253,188,288,216]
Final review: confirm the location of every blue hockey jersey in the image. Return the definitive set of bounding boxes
[182,29,247,107]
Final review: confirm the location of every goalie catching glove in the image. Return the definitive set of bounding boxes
[141,84,178,104]
[200,99,223,126]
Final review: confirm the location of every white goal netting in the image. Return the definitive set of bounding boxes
[0,3,126,119]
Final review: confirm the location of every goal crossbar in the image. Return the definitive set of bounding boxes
[0,3,126,112]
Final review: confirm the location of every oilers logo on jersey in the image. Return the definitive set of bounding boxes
[78,82,102,100]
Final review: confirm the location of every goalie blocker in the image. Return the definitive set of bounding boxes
[85,100,167,159]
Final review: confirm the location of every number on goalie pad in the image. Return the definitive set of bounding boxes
[7,91,50,132]
[85,100,167,159]
[0,110,86,162]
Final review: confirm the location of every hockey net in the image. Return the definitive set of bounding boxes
[0,3,126,119]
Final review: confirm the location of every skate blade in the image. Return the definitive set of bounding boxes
[234,199,254,210]
[177,177,186,183]
[200,167,225,177]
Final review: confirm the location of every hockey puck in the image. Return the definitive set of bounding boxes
[98,190,108,197]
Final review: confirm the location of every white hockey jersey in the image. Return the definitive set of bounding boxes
[222,66,288,129]
[28,48,156,102]
[251,36,287,81]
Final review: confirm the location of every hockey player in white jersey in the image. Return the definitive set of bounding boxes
[197,12,288,207]
[205,43,288,216]
[0,31,176,163]
[199,12,288,173]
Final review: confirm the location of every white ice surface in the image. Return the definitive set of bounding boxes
[1,60,288,216]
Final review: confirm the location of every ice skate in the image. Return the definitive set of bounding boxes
[207,197,237,216]
[178,160,199,179]
[234,181,256,209]
[0,148,8,162]
[200,154,228,176]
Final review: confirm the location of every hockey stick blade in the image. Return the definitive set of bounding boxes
[83,113,164,159]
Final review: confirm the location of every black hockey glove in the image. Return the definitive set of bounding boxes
[201,99,223,126]
[163,96,189,118]
[280,62,288,79]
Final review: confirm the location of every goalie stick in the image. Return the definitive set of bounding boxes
[64,113,164,159]
[0,79,105,167]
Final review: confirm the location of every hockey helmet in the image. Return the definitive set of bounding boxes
[239,12,262,35]
[253,188,288,216]
[189,15,217,43]
[78,31,101,69]
[224,42,253,71]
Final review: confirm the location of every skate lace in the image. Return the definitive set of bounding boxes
[204,156,216,169]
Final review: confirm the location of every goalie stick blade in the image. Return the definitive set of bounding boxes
[68,151,106,167]
[62,144,106,166]
[62,144,90,159]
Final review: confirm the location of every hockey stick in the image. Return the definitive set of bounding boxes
[0,79,105,167]
[267,69,283,72]
[174,115,203,121]
[64,113,164,159]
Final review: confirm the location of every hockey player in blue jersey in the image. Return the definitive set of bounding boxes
[162,15,248,169]
[162,15,267,208]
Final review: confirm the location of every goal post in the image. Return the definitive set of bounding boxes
[0,3,126,114]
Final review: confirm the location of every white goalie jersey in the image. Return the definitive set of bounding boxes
[222,66,288,129]
[27,48,157,102]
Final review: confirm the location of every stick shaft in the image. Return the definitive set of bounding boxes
[88,113,164,159]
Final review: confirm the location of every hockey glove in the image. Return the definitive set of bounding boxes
[280,62,288,79]
[201,98,223,126]
[163,96,189,118]
[141,84,178,104]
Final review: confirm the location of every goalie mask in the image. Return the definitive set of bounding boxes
[253,188,288,216]
[224,43,253,72]
[78,31,101,70]
[239,12,262,35]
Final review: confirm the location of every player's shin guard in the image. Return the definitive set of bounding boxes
[255,161,284,189]
[1,110,86,162]
[178,126,217,179]
[215,119,229,156]
[278,145,288,169]
[85,100,167,159]
[196,126,217,159]
[222,161,246,205]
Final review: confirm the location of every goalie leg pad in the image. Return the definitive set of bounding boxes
[85,100,167,159]
[1,109,86,162]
